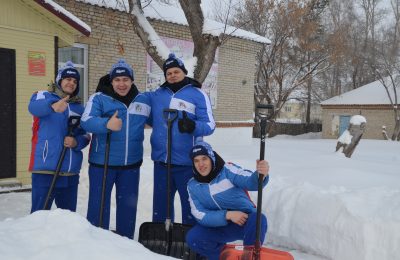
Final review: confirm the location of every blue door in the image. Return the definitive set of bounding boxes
[339,115,351,136]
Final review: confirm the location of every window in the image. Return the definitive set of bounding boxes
[285,106,291,112]
[58,43,88,103]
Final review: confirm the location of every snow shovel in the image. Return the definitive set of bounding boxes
[43,115,81,210]
[139,109,196,259]
[98,130,112,228]
[220,104,294,260]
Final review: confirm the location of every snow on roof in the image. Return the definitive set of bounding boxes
[77,0,270,44]
[35,0,91,36]
[321,78,400,105]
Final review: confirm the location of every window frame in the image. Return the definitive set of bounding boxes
[58,43,88,104]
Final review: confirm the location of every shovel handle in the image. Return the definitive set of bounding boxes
[43,115,81,210]
[254,104,273,259]
[99,130,111,228]
[163,109,179,123]
[163,109,179,229]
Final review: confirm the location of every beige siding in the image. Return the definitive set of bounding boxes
[321,106,394,139]
[0,27,55,184]
[1,0,76,46]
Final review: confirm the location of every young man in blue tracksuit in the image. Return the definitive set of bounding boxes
[28,61,90,213]
[145,53,216,225]
[186,141,269,260]
[81,59,150,239]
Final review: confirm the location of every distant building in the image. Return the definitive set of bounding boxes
[277,100,322,124]
[320,79,399,139]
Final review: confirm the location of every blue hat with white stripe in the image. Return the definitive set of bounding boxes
[190,141,216,166]
[109,59,134,81]
[56,61,80,96]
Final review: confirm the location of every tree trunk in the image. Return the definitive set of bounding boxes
[179,0,221,83]
[336,121,366,158]
[306,74,312,124]
[391,118,400,141]
[127,0,220,83]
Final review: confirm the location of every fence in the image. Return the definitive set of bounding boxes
[252,122,322,138]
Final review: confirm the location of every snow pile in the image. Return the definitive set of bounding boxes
[350,115,367,125]
[0,209,172,260]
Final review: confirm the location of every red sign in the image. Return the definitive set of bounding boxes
[28,51,46,76]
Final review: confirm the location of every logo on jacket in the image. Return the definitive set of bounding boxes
[179,102,186,109]
[135,104,142,112]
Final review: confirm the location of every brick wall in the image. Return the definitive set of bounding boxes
[56,0,263,121]
[321,106,395,139]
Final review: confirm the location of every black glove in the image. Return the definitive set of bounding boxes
[178,111,196,134]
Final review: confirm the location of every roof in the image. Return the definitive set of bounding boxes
[77,0,270,44]
[34,0,91,36]
[321,78,400,106]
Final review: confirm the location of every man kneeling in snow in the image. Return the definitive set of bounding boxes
[186,141,269,260]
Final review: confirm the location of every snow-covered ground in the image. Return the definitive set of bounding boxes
[1,127,399,260]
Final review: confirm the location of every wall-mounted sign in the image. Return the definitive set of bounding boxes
[28,51,46,76]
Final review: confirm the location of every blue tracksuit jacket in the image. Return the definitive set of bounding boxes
[187,163,269,227]
[28,91,90,175]
[81,92,151,166]
[145,82,215,166]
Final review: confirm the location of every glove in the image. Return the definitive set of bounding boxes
[178,111,196,134]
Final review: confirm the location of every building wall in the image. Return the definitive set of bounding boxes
[56,0,262,121]
[279,102,322,123]
[321,106,395,139]
[0,27,55,185]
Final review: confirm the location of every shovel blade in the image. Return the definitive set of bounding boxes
[139,222,194,259]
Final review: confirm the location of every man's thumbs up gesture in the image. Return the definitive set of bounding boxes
[52,95,69,113]
[106,110,122,131]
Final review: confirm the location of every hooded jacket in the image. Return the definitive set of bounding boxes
[145,77,215,166]
[28,88,90,175]
[187,162,269,227]
[81,76,150,167]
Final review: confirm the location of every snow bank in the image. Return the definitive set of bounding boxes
[0,209,172,260]
[265,179,400,260]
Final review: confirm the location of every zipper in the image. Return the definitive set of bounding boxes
[108,98,129,165]
[125,105,129,165]
[162,85,192,163]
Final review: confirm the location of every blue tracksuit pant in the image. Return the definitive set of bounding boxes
[86,165,140,239]
[186,212,267,260]
[152,162,195,225]
[31,173,79,213]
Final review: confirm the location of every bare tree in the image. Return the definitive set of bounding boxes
[370,57,400,141]
[234,0,329,121]
[120,0,222,83]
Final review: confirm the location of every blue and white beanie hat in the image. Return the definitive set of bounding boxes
[56,61,80,95]
[109,59,134,81]
[163,53,188,76]
[190,141,216,166]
